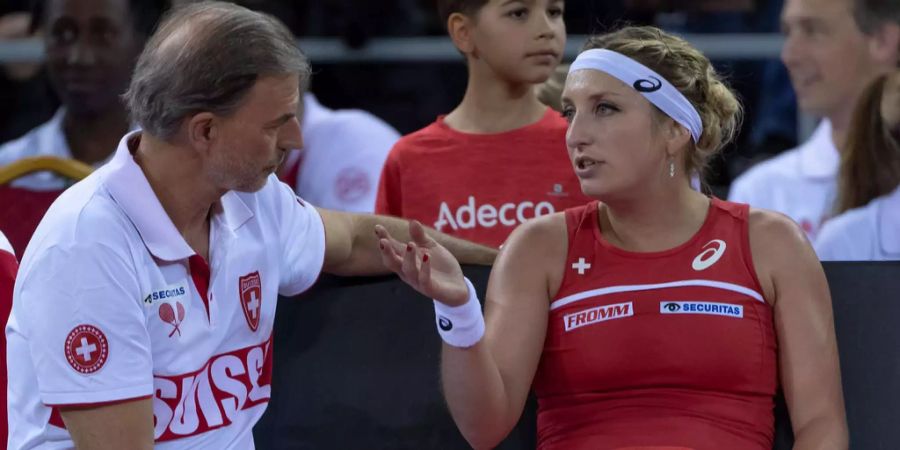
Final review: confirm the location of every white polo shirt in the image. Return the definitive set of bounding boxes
[6,132,327,449]
[280,94,400,213]
[0,109,115,191]
[729,121,838,239]
[814,185,900,261]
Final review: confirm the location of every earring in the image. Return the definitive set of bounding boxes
[669,159,675,178]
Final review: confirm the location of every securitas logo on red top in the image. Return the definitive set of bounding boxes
[660,301,743,318]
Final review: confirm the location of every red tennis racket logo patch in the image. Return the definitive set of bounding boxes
[240,272,262,332]
[64,324,109,375]
[159,302,186,337]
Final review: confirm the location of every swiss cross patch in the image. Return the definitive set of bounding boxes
[335,167,370,203]
[239,272,262,332]
[64,324,109,374]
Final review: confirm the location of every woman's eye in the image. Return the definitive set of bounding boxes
[595,103,618,115]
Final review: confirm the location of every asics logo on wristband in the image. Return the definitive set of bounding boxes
[434,196,556,231]
[438,316,453,331]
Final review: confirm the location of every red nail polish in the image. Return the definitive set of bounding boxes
[423,254,429,262]
[406,244,412,252]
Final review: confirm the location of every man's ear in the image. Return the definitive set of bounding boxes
[186,112,217,154]
[447,12,476,56]
[867,21,900,65]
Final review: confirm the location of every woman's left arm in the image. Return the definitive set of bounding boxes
[750,209,848,450]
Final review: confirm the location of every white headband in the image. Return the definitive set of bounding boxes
[568,49,703,143]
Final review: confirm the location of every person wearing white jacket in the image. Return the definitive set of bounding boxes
[729,0,899,239]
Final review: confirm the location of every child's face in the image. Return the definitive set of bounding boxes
[468,0,566,84]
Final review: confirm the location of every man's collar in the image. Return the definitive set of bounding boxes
[103,132,253,261]
[798,120,839,179]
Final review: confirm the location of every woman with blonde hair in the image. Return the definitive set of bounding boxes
[377,26,847,450]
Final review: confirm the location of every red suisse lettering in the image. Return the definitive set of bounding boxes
[153,338,272,441]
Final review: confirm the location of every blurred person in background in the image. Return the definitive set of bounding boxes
[0,8,58,144]
[375,0,591,248]
[0,0,168,190]
[378,25,847,450]
[278,78,401,213]
[816,69,900,260]
[729,0,899,239]
[536,63,567,112]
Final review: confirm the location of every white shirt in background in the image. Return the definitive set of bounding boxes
[0,109,117,191]
[281,94,400,213]
[815,185,900,261]
[729,121,838,239]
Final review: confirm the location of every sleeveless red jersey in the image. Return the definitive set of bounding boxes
[532,198,777,450]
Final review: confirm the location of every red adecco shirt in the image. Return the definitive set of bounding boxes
[0,231,17,448]
[375,108,591,247]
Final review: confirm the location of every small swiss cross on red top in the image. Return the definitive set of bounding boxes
[239,272,262,332]
[571,257,591,275]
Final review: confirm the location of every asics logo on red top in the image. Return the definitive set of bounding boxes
[152,340,272,441]
[691,239,727,271]
[564,302,633,331]
[64,324,109,374]
[434,196,555,231]
[239,272,262,332]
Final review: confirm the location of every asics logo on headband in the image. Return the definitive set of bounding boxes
[569,49,703,143]
[633,76,662,93]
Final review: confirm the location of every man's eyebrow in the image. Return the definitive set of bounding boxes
[266,113,296,126]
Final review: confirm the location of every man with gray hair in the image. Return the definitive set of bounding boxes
[5,2,495,449]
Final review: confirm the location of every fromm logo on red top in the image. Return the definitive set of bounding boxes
[563,302,633,331]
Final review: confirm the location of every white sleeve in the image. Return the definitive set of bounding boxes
[17,243,153,406]
[727,172,758,205]
[275,181,327,296]
[814,219,869,261]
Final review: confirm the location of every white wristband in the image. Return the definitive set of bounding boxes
[433,277,485,348]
